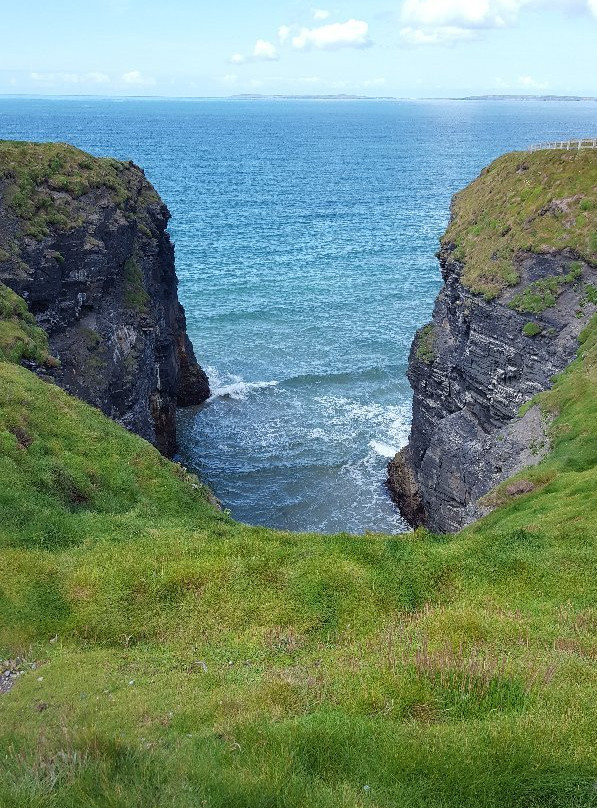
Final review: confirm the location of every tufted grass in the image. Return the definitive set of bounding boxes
[444,149,597,299]
[0,140,160,241]
[0,309,595,806]
[0,139,595,803]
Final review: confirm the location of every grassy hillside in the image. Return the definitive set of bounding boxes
[444,149,597,298]
[0,305,595,806]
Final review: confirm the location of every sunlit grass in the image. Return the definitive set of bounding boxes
[0,313,595,805]
[444,149,597,298]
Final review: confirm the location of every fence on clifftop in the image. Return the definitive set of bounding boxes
[528,138,597,152]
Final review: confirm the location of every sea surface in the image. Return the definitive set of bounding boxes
[1,97,595,533]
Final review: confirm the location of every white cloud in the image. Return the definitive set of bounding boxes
[494,74,550,89]
[402,0,591,29]
[401,0,522,29]
[516,74,549,88]
[313,8,331,20]
[400,0,597,42]
[229,39,278,64]
[30,71,110,84]
[361,77,387,87]
[278,24,291,42]
[253,39,279,60]
[31,72,79,83]
[400,24,476,43]
[86,72,110,84]
[121,70,156,86]
[291,19,371,50]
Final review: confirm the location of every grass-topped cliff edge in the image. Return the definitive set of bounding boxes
[444,148,596,298]
[0,149,596,807]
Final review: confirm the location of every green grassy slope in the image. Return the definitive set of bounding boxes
[444,149,597,298]
[0,313,595,807]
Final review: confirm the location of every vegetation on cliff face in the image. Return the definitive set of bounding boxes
[0,282,54,365]
[0,278,595,806]
[0,140,159,241]
[414,323,436,364]
[508,262,583,314]
[0,140,210,457]
[444,149,596,298]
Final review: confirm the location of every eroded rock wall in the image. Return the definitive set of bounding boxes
[388,247,596,533]
[0,144,209,456]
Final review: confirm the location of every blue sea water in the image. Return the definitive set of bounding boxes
[1,97,595,533]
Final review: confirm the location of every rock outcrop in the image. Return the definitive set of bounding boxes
[388,149,596,533]
[0,141,209,456]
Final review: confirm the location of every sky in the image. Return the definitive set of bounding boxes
[1,0,596,98]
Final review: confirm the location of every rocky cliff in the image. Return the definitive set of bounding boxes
[0,141,209,456]
[388,149,596,533]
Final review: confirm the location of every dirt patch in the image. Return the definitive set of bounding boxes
[505,480,535,497]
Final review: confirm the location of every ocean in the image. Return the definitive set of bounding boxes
[1,96,595,533]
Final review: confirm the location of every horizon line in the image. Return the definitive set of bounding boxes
[0,92,596,102]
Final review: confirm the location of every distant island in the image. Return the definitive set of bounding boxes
[456,94,596,102]
[228,93,596,102]
[229,93,398,101]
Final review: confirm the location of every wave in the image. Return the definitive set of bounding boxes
[209,379,278,402]
[206,367,278,402]
[280,365,395,389]
[369,440,399,458]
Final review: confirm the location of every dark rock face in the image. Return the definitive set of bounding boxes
[0,152,209,456]
[388,247,596,533]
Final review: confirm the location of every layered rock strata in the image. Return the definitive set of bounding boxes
[0,141,209,456]
[388,247,596,533]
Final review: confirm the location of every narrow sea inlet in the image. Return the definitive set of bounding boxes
[2,97,595,533]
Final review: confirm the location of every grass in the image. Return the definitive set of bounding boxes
[0,140,159,241]
[0,282,55,365]
[0,290,595,805]
[584,284,597,305]
[509,262,583,314]
[444,149,597,299]
[0,145,595,806]
[123,257,150,314]
[415,323,436,364]
[522,321,543,337]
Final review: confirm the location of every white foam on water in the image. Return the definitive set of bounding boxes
[369,440,398,458]
[313,395,411,450]
[206,366,279,402]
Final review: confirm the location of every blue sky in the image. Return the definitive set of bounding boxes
[1,0,596,97]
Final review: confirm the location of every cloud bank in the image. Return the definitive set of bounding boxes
[399,0,597,45]
[291,19,371,50]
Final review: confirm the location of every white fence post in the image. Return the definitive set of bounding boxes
[527,138,596,152]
